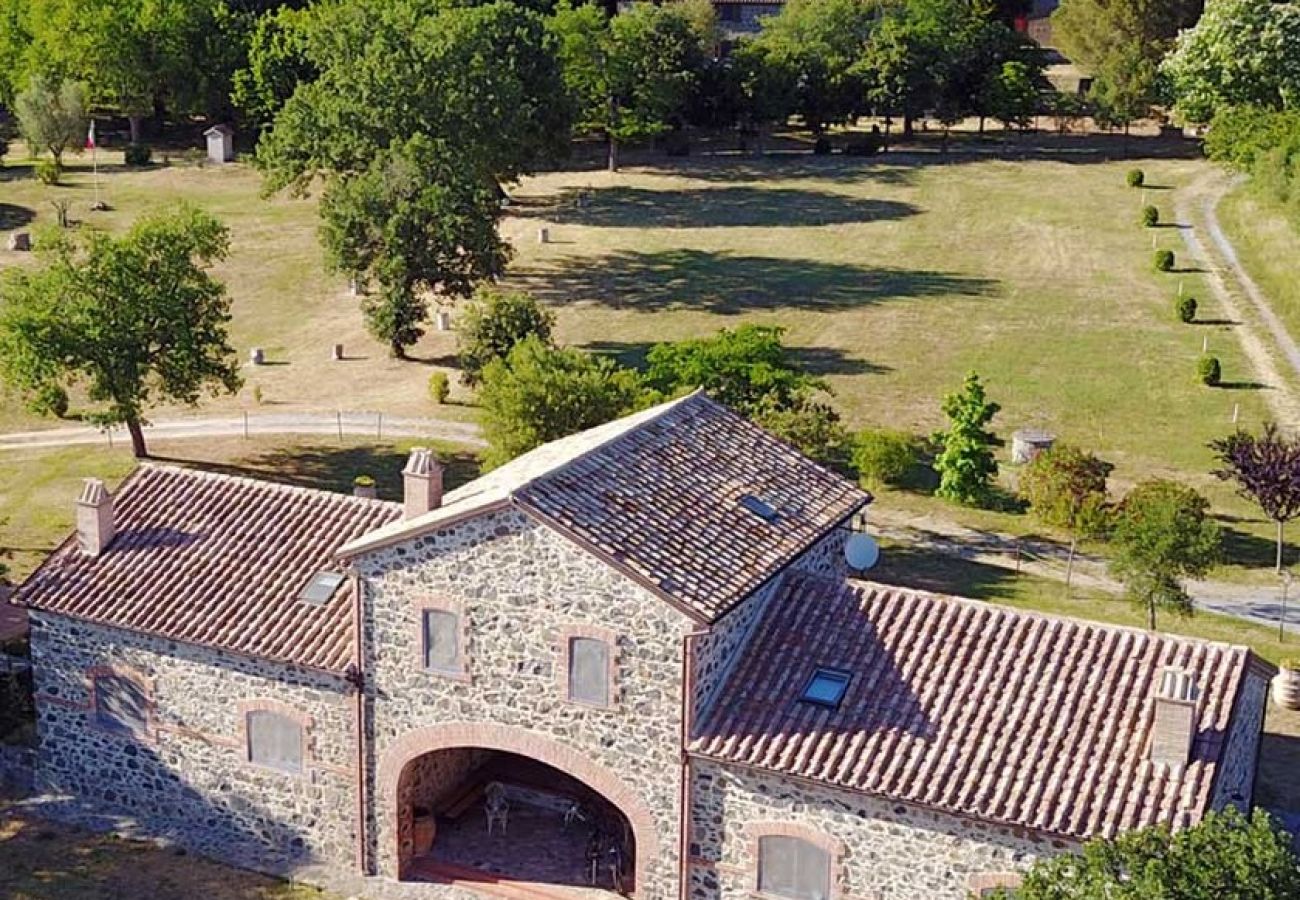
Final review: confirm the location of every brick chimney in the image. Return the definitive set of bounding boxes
[1150,666,1198,769]
[403,447,444,519]
[76,478,115,557]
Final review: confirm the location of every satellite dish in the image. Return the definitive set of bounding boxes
[844,533,880,572]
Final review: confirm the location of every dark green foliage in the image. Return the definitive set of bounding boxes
[1177,295,1197,323]
[1014,807,1300,899]
[1108,478,1220,629]
[0,205,242,458]
[29,383,68,418]
[123,143,151,167]
[812,136,833,155]
[754,399,851,470]
[1204,107,1300,228]
[1127,168,1145,187]
[852,428,919,488]
[1141,204,1159,227]
[1198,355,1222,385]
[844,130,884,156]
[427,371,449,405]
[1154,249,1175,271]
[456,286,556,386]
[33,159,60,185]
[933,372,1001,507]
[479,335,652,468]
[231,4,317,128]
[1209,422,1300,573]
[1019,444,1112,591]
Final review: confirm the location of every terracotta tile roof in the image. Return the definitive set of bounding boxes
[691,575,1264,840]
[515,393,870,621]
[343,393,871,622]
[14,465,402,673]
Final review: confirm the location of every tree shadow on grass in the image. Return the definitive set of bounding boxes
[580,339,892,378]
[0,204,35,230]
[152,442,482,501]
[1216,381,1271,391]
[634,156,921,186]
[867,542,1028,603]
[516,185,920,229]
[1216,516,1281,571]
[516,249,998,314]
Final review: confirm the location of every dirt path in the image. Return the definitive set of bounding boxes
[1176,172,1300,426]
[0,411,486,452]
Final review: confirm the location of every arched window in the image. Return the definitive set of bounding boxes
[92,672,150,738]
[246,710,304,774]
[757,835,831,900]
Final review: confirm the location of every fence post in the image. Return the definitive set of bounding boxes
[337,410,344,443]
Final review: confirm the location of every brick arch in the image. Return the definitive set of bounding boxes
[378,721,661,890]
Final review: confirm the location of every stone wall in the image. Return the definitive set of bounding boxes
[355,507,694,900]
[1211,668,1271,811]
[688,760,1070,900]
[790,526,851,580]
[691,576,780,719]
[28,611,357,873]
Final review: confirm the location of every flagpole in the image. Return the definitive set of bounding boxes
[88,119,102,210]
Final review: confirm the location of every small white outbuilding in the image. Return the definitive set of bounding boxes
[203,124,235,164]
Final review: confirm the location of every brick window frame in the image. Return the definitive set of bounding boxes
[746,821,846,900]
[557,623,620,710]
[85,664,156,743]
[968,872,1024,897]
[238,698,313,776]
[413,597,471,683]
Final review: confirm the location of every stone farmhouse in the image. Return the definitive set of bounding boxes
[12,392,1273,900]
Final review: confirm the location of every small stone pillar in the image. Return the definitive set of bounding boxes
[332,343,344,361]
[7,232,31,251]
[435,310,451,332]
[353,478,377,500]
[249,347,265,366]
[1011,429,1056,464]
[538,227,550,245]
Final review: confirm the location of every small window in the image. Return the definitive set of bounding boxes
[299,571,344,605]
[247,710,304,774]
[740,494,779,522]
[758,835,831,900]
[94,674,149,737]
[801,668,851,708]
[423,609,461,672]
[568,637,611,707]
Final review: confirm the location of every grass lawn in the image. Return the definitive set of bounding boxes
[1218,185,1300,349]
[0,801,337,900]
[0,436,480,583]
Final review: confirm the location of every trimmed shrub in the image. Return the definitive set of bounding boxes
[1176,295,1197,323]
[1126,168,1145,187]
[124,143,152,166]
[34,159,60,185]
[1198,355,1222,386]
[812,136,832,155]
[852,428,918,488]
[428,371,450,405]
[30,384,69,418]
[353,474,375,488]
[1141,205,1159,227]
[1154,249,1175,272]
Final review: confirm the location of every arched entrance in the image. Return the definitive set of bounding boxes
[377,723,661,896]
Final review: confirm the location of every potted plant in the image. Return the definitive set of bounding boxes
[1272,658,1300,710]
[353,474,377,500]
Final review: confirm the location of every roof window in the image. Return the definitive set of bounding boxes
[299,571,345,606]
[739,493,780,522]
[801,668,851,708]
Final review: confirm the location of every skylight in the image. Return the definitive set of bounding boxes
[299,571,345,606]
[739,493,779,522]
[801,668,851,708]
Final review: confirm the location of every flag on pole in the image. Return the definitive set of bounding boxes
[86,120,96,151]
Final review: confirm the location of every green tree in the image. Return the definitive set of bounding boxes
[1162,0,1300,124]
[318,135,508,358]
[456,287,556,386]
[479,335,651,468]
[550,1,708,171]
[645,324,824,415]
[755,399,852,470]
[13,74,87,166]
[0,207,241,458]
[1012,807,1300,899]
[1019,445,1113,592]
[933,372,1001,506]
[1109,479,1221,630]
[983,59,1039,133]
[745,0,882,137]
[231,4,317,129]
[1053,0,1201,135]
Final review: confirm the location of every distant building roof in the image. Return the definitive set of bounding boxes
[203,124,234,136]
[14,466,401,673]
[691,575,1269,840]
[342,392,871,622]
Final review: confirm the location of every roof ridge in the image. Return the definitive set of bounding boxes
[824,573,1253,657]
[135,462,402,511]
[513,389,705,496]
